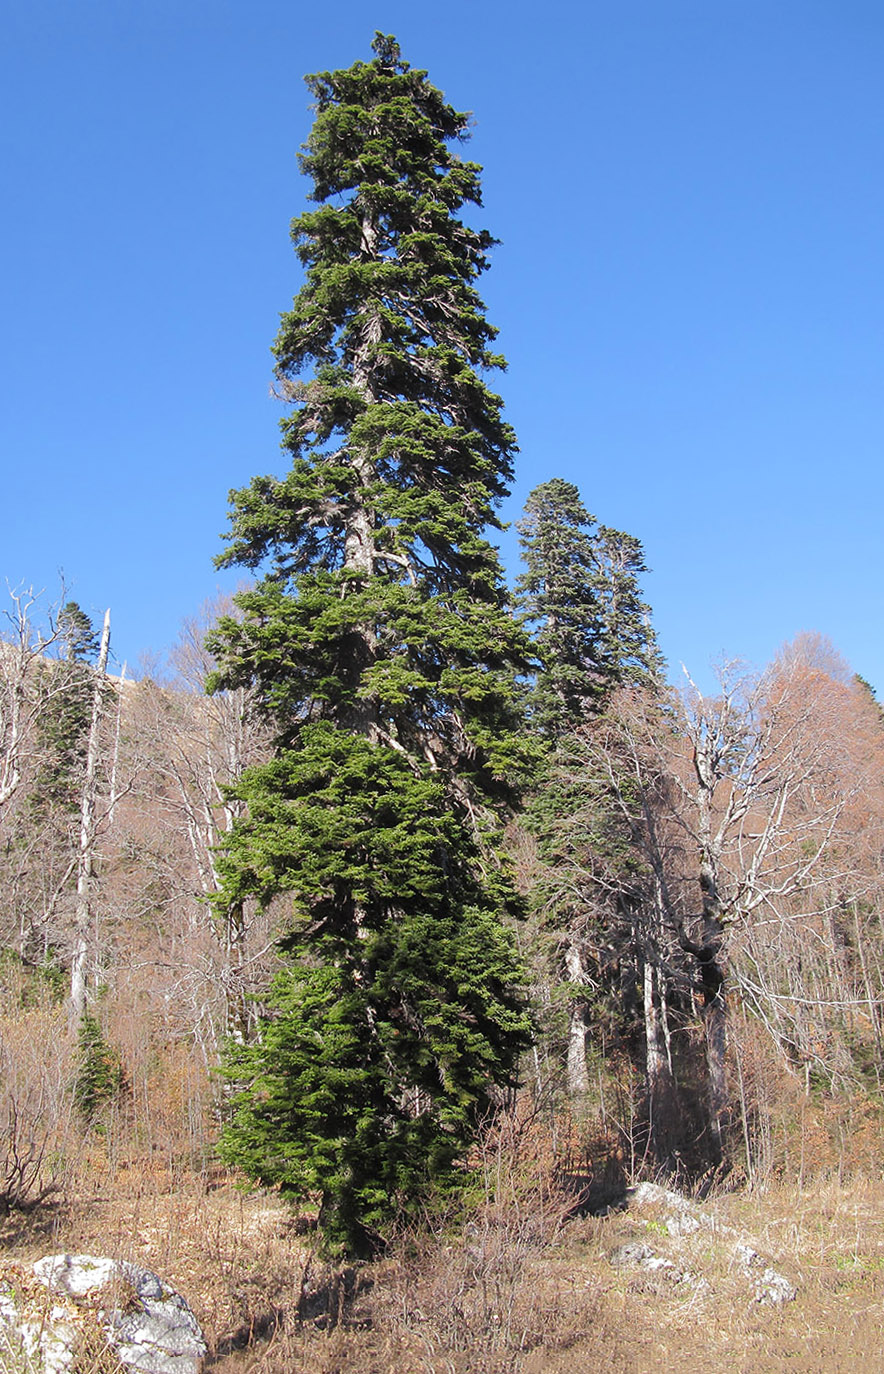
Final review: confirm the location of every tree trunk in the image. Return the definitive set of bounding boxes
[642,955,680,1163]
[223,899,250,1042]
[686,728,731,1162]
[679,901,728,1161]
[697,858,729,1159]
[704,989,728,1157]
[564,942,589,1096]
[70,609,110,1022]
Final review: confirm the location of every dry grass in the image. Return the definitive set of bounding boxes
[3,1154,884,1372]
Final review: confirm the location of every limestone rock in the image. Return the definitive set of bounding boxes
[607,1185,796,1307]
[0,1253,206,1373]
[752,1266,796,1306]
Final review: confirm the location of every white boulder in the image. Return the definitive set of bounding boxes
[0,1253,206,1373]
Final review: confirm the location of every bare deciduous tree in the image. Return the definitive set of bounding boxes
[595,646,876,1158]
[119,597,274,1046]
[0,585,74,824]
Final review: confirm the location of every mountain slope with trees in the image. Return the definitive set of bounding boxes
[1,35,884,1368]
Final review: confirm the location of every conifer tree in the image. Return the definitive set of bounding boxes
[517,480,669,1117]
[30,602,100,817]
[516,478,662,737]
[210,35,533,1255]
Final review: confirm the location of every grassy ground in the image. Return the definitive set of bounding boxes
[4,1167,884,1372]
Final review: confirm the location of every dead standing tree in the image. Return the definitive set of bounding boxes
[70,609,111,1022]
[0,586,71,828]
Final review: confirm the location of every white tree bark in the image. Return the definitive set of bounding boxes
[564,942,590,1096]
[642,959,668,1140]
[70,608,110,1022]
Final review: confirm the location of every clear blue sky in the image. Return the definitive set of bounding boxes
[3,1,882,692]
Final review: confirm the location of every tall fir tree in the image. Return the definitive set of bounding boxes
[516,480,671,1121]
[516,478,662,737]
[209,34,533,1255]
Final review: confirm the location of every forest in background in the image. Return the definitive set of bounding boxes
[2,541,883,1220]
[2,30,884,1369]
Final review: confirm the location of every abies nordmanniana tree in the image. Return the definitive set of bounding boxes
[516,479,672,1128]
[208,35,533,1254]
[516,478,663,738]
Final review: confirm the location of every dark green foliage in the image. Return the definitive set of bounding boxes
[516,479,663,738]
[526,736,638,1094]
[517,482,674,1117]
[854,673,884,726]
[74,1012,124,1122]
[0,948,66,1008]
[29,668,91,814]
[29,603,99,817]
[211,35,533,1254]
[516,476,661,932]
[219,727,531,1253]
[208,32,534,792]
[58,602,99,664]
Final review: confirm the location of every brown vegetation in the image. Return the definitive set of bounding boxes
[3,1093,884,1373]
[4,590,884,1369]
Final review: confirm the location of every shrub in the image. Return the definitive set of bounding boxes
[0,999,76,1212]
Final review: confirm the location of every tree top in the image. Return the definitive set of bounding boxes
[371,33,405,71]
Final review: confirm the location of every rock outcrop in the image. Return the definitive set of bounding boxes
[0,1253,206,1373]
[604,1182,797,1307]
